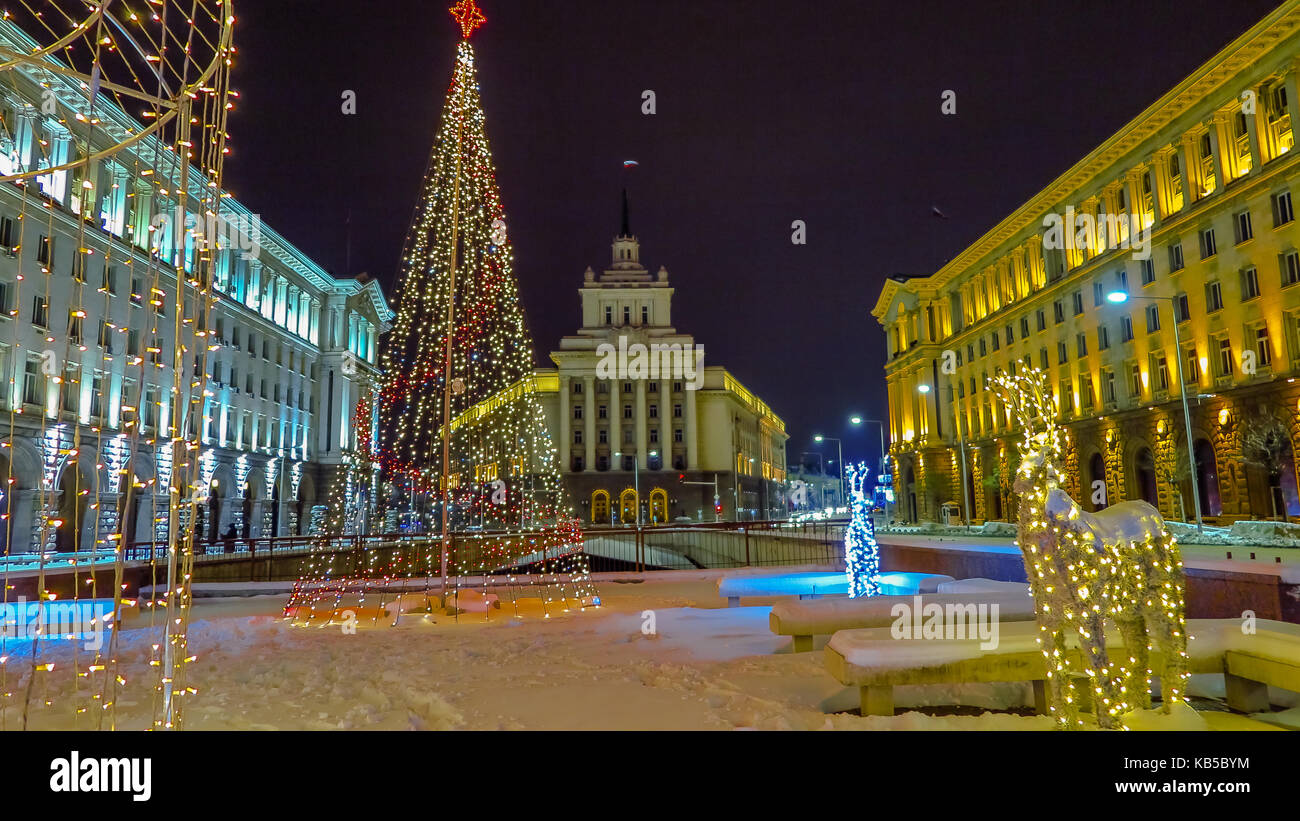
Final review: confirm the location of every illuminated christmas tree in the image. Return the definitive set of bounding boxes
[844,463,880,598]
[288,0,591,617]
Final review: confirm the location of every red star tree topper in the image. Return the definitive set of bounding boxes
[450,0,486,39]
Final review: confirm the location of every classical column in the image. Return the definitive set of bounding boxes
[583,376,595,471]
[609,383,621,468]
[659,388,671,469]
[1243,87,1264,174]
[685,385,698,470]
[1181,134,1204,204]
[559,375,571,472]
[635,380,647,464]
[1206,118,1227,195]
[1283,62,1300,157]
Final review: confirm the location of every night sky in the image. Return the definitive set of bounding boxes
[223,0,1282,470]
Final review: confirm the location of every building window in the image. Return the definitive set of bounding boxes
[1175,292,1190,322]
[1076,332,1087,358]
[1101,368,1116,404]
[1283,251,1300,287]
[1199,227,1217,259]
[1205,281,1224,312]
[980,337,988,356]
[1039,348,1048,370]
[641,306,649,324]
[622,403,632,419]
[1241,266,1260,300]
[1120,314,1134,342]
[573,404,583,420]
[673,428,683,443]
[1152,354,1169,392]
[673,403,682,418]
[1036,309,1046,331]
[574,429,583,444]
[622,306,630,325]
[1217,338,1233,377]
[604,306,612,325]
[622,381,632,394]
[31,296,48,328]
[1255,325,1272,367]
[1168,243,1184,272]
[598,429,608,444]
[1140,257,1155,285]
[1053,301,1064,324]
[1093,281,1104,306]
[37,234,50,266]
[1273,191,1294,227]
[1072,291,1084,316]
[1129,362,1143,399]
[598,404,607,419]
[1057,342,1068,364]
[1098,325,1110,350]
[1234,210,1254,245]
[573,381,584,394]
[1004,325,1013,346]
[1185,348,1200,384]
[23,355,43,406]
[1019,317,1030,338]
[649,403,658,418]
[1145,303,1160,333]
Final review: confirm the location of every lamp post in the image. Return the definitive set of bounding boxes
[918,383,971,530]
[813,434,845,511]
[614,450,651,526]
[1106,289,1203,534]
[850,416,892,526]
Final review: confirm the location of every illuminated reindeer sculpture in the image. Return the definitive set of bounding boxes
[988,369,1189,729]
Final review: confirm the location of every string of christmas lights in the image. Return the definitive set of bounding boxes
[843,462,880,598]
[990,367,1189,729]
[286,0,593,624]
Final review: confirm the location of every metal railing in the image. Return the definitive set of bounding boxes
[111,518,849,582]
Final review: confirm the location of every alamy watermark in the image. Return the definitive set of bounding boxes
[1,596,114,652]
[151,205,262,260]
[1042,205,1151,261]
[596,335,705,390]
[890,595,1000,650]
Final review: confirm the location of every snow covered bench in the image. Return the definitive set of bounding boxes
[770,590,1035,652]
[717,571,955,607]
[824,618,1300,717]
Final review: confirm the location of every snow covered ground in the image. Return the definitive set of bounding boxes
[2,568,1295,731]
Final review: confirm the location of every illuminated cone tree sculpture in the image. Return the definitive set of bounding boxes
[288,1,591,618]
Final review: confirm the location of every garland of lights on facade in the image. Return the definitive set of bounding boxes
[286,0,593,620]
[989,367,1189,729]
[843,462,880,598]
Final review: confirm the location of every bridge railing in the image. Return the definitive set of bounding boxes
[116,518,849,581]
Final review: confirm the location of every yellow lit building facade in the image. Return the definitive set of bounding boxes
[872,2,1300,525]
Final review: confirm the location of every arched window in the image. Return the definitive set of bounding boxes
[619,488,638,523]
[591,490,609,524]
[649,488,668,524]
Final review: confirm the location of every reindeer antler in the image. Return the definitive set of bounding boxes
[987,367,1060,452]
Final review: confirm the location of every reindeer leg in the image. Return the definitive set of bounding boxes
[1043,623,1077,729]
[1114,615,1152,711]
[1077,610,1124,729]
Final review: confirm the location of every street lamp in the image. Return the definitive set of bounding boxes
[813,434,845,510]
[614,450,653,527]
[1106,290,1203,534]
[918,382,971,530]
[851,416,892,526]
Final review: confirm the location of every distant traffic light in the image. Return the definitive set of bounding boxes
[714,501,723,514]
